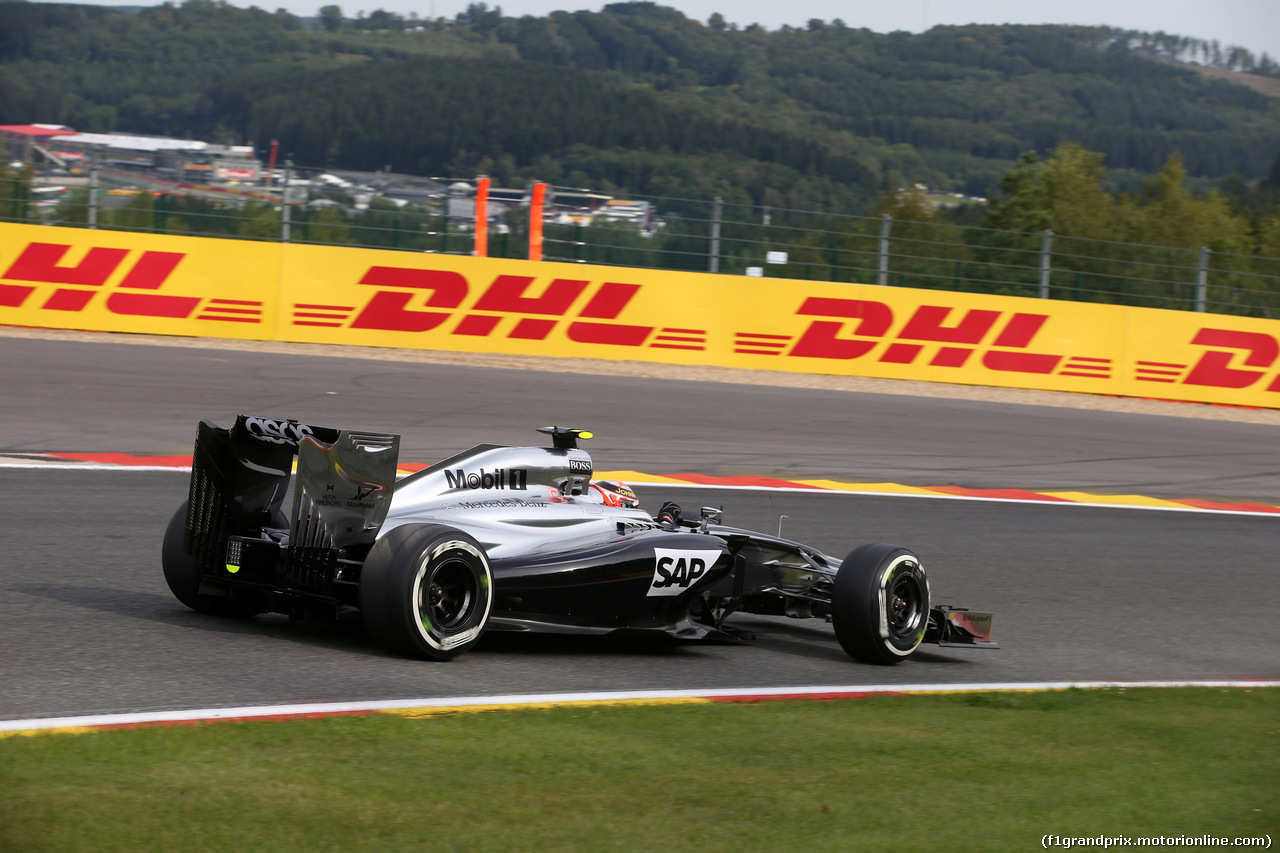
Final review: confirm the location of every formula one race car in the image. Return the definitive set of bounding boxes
[162,417,997,665]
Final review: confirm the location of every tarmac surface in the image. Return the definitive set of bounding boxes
[2,332,1277,720]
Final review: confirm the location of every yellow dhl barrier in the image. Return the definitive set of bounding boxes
[3,222,1280,409]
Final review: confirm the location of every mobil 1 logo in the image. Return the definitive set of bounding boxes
[648,548,723,596]
[443,467,528,491]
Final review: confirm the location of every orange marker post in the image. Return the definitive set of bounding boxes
[474,176,490,258]
[529,182,547,261]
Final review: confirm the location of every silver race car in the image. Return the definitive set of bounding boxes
[163,417,996,664]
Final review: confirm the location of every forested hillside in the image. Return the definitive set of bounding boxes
[1,0,1278,211]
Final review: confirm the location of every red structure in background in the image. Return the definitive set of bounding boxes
[474,176,490,258]
[529,182,546,261]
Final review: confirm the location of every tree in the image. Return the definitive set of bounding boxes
[983,151,1050,234]
[873,183,937,222]
[318,5,343,31]
[1039,143,1113,240]
[1258,212,1280,257]
[1116,154,1252,253]
[981,143,1115,240]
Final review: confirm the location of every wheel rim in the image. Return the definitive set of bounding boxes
[419,554,478,632]
[886,569,925,642]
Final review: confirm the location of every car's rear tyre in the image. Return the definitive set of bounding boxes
[360,524,493,661]
[162,501,246,616]
[831,544,929,665]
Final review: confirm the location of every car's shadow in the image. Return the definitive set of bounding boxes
[5,582,388,656]
[475,630,704,658]
[6,582,975,668]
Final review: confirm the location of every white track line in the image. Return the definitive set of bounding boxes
[2,681,1276,735]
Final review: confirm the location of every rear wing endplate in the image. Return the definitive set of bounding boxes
[184,415,399,573]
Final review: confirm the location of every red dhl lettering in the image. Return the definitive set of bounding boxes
[0,242,199,319]
[785,298,1063,375]
[1184,329,1280,390]
[345,266,653,345]
[5,242,128,287]
[10,245,1279,395]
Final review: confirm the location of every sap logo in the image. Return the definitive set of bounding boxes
[648,548,722,597]
[568,459,593,475]
[443,468,528,491]
[242,417,314,446]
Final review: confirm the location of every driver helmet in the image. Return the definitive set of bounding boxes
[588,480,640,508]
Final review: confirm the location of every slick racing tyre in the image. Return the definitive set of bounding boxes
[162,501,260,617]
[831,544,930,665]
[360,524,493,661]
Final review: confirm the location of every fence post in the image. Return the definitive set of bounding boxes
[709,196,722,273]
[877,214,891,287]
[1038,229,1054,299]
[152,193,166,233]
[1195,246,1210,312]
[280,160,292,242]
[87,156,98,230]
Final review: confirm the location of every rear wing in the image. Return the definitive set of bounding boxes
[184,415,400,578]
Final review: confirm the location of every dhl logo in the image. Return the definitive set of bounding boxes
[289,265,706,351]
[0,242,261,322]
[329,267,1280,392]
[2,243,1277,395]
[756,296,1073,376]
[757,296,1280,391]
[1145,329,1280,392]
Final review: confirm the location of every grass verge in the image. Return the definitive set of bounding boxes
[1,688,1276,852]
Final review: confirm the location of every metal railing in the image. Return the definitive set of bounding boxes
[4,168,1279,319]
[538,196,1280,319]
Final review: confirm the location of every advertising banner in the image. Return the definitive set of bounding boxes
[4,222,1280,409]
[0,224,278,339]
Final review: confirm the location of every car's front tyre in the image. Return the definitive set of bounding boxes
[831,544,930,665]
[360,524,493,661]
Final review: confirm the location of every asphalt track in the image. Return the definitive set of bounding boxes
[2,335,1278,721]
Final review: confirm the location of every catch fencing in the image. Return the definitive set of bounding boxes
[5,168,1278,319]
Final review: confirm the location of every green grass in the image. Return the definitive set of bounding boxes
[1,689,1276,852]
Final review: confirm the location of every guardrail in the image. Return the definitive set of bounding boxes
[4,173,1278,319]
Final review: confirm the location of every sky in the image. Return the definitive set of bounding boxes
[36,0,1280,61]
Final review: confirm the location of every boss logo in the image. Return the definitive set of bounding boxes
[647,548,722,596]
[443,467,528,491]
[242,417,314,445]
[568,459,593,474]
